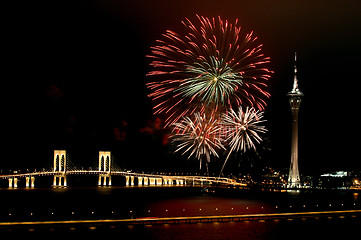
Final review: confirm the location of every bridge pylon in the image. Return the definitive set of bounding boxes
[98,151,111,186]
[53,150,67,187]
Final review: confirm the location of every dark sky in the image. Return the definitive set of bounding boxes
[3,0,361,174]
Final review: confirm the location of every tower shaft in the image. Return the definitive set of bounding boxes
[288,96,301,186]
[287,52,303,188]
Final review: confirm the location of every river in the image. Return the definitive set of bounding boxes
[0,186,360,239]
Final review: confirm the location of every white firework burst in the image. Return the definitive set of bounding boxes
[219,106,267,176]
[171,113,225,169]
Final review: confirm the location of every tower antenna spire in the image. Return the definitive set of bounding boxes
[291,52,301,93]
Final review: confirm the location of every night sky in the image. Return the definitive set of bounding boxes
[3,0,361,174]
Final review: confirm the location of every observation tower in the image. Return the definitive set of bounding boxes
[287,53,303,188]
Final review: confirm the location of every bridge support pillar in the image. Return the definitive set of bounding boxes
[176,179,184,185]
[143,177,148,185]
[8,178,18,188]
[26,177,35,187]
[125,176,134,186]
[156,178,162,186]
[138,177,143,186]
[31,177,35,187]
[53,175,67,187]
[149,178,155,185]
[98,175,111,186]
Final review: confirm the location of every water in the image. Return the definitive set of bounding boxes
[0,186,360,239]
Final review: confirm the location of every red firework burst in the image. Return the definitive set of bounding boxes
[147,15,272,126]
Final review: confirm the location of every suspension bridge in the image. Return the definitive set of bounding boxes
[0,150,246,188]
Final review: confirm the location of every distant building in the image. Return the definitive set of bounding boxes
[317,171,354,189]
[321,171,348,178]
[259,167,287,188]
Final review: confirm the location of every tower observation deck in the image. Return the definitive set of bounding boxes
[287,53,303,187]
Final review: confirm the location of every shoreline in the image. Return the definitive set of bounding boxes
[1,210,361,229]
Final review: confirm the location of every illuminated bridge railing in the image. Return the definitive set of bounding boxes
[0,170,246,188]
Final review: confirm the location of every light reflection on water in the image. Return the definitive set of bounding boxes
[0,187,360,239]
[143,195,273,218]
[5,217,360,240]
[138,221,276,240]
[131,217,360,240]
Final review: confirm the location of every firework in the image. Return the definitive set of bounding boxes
[171,113,225,169]
[147,15,272,126]
[219,106,267,176]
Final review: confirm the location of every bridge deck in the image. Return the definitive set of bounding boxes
[0,170,245,187]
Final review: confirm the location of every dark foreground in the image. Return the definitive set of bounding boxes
[1,213,361,240]
[0,186,360,239]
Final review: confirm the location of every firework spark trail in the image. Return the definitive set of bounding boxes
[147,15,272,126]
[171,113,225,170]
[219,106,267,177]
